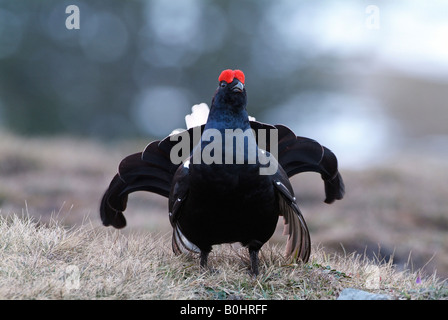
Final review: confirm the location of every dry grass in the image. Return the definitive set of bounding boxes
[0,214,446,300]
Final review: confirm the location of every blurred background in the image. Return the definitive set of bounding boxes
[1,0,447,278]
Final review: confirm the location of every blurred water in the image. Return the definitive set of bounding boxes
[262,92,397,169]
[132,86,191,137]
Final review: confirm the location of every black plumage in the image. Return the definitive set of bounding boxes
[100,70,344,275]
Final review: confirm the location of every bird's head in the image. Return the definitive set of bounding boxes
[212,69,247,110]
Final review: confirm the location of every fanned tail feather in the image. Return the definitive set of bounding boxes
[274,179,311,263]
[172,226,200,255]
[280,198,311,262]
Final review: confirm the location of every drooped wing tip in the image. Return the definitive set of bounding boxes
[323,172,345,204]
[102,210,127,229]
[100,193,127,229]
[99,174,128,229]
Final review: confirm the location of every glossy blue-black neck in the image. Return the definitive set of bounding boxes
[204,79,249,133]
[197,78,258,165]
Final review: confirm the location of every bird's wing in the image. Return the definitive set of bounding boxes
[250,121,345,204]
[100,125,204,229]
[101,121,344,229]
[273,170,311,263]
[100,150,174,228]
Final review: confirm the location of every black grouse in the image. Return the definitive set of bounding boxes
[100,69,345,275]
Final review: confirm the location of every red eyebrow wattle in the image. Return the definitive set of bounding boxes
[218,69,245,84]
[234,70,245,84]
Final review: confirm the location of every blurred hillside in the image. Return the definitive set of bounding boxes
[0,0,447,282]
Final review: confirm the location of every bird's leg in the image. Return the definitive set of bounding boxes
[200,250,210,270]
[249,248,260,276]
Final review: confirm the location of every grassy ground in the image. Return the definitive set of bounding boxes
[1,131,447,299]
[0,214,446,300]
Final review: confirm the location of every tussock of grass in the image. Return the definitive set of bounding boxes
[0,215,446,300]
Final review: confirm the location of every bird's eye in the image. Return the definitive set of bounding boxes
[220,81,227,88]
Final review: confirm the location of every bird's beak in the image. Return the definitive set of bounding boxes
[232,81,244,93]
